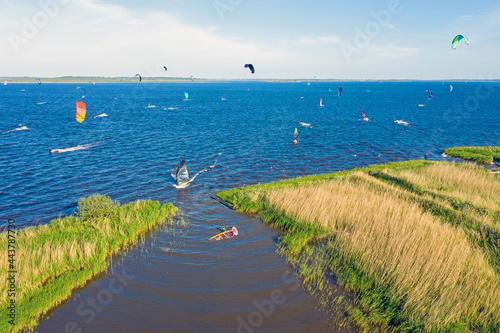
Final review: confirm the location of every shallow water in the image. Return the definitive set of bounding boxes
[1,81,499,332]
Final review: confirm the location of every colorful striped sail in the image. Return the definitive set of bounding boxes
[209,227,238,241]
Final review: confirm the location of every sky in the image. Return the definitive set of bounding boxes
[1,0,499,79]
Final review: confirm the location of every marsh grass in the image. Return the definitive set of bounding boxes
[265,175,500,329]
[444,147,500,164]
[218,160,500,332]
[394,163,500,218]
[0,195,177,333]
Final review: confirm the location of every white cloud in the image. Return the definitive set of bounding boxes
[296,36,342,45]
[0,0,288,77]
[365,44,419,60]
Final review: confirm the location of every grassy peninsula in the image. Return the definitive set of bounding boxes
[444,147,500,164]
[218,161,500,332]
[0,195,177,333]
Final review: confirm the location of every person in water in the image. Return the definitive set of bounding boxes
[48,147,52,152]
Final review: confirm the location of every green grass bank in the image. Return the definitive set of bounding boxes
[0,195,177,333]
[217,160,500,332]
[444,146,500,164]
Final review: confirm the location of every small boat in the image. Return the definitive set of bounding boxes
[3,81,6,86]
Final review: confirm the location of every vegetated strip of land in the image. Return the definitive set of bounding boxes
[0,195,177,333]
[444,146,500,164]
[217,160,500,332]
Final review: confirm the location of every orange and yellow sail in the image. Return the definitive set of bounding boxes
[76,101,86,123]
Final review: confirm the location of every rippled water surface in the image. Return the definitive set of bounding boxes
[1,81,499,332]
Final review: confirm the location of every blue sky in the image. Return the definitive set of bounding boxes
[1,0,499,79]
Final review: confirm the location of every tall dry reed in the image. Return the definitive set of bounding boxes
[395,163,500,216]
[264,172,500,328]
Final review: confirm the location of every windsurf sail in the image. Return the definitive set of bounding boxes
[451,35,469,50]
[362,110,366,119]
[173,159,189,185]
[171,159,207,188]
[293,128,298,141]
[319,98,324,107]
[190,75,194,81]
[184,92,189,100]
[76,101,86,123]
[36,77,41,85]
[338,86,343,96]
[209,227,238,241]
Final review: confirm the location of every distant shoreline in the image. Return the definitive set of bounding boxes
[2,77,500,84]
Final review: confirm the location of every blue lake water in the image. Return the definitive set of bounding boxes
[1,81,499,332]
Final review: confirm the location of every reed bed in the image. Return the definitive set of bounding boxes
[0,195,177,333]
[393,163,500,218]
[263,172,500,330]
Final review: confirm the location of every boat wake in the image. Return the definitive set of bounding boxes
[3,126,29,134]
[394,119,410,126]
[94,113,109,118]
[49,142,102,154]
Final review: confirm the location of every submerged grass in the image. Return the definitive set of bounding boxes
[218,160,500,332]
[0,195,177,333]
[444,146,500,164]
